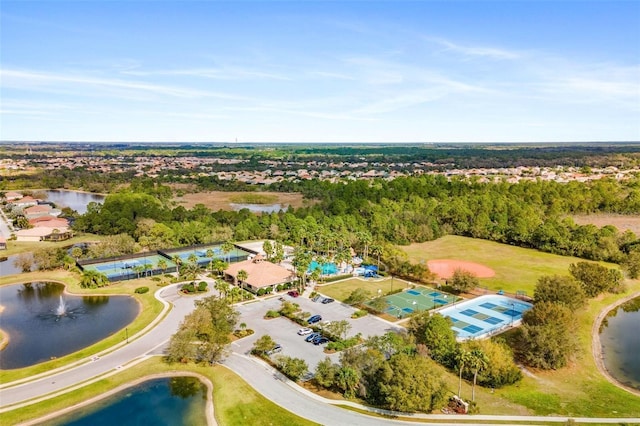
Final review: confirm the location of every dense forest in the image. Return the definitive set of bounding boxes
[71,175,640,269]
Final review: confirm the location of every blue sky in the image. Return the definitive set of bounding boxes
[1,1,639,143]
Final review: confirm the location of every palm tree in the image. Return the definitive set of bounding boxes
[221,241,234,263]
[214,279,230,299]
[212,259,228,277]
[205,249,215,273]
[236,269,248,292]
[157,258,167,274]
[133,264,145,279]
[188,252,198,266]
[229,287,241,304]
[80,270,109,289]
[172,255,182,276]
[468,349,488,402]
[370,244,383,270]
[455,348,472,399]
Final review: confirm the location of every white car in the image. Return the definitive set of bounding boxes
[297,327,313,336]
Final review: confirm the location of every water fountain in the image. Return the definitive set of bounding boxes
[55,295,67,316]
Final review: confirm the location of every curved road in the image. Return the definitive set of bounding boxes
[2,284,639,425]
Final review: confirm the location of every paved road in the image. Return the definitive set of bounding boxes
[3,284,639,425]
[0,284,209,410]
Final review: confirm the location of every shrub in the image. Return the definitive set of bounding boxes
[265,310,281,318]
[257,288,266,296]
[198,281,208,292]
[134,286,149,294]
[351,309,368,319]
[181,282,196,293]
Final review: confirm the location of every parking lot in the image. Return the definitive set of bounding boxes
[231,292,403,371]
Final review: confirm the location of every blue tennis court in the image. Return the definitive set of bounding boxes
[80,254,177,281]
[439,295,533,340]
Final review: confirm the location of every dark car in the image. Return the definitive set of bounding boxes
[321,298,335,304]
[310,334,325,344]
[305,332,321,342]
[314,337,330,345]
[307,314,322,324]
[288,290,299,298]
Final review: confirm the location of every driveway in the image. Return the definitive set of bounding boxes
[233,293,403,371]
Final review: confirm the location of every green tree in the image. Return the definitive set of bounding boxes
[408,312,458,367]
[236,269,248,291]
[622,250,640,279]
[569,261,624,297]
[214,279,230,299]
[344,288,372,305]
[212,258,228,277]
[336,366,361,398]
[517,302,578,370]
[373,353,447,413]
[467,349,488,402]
[12,252,33,273]
[253,334,277,355]
[277,356,308,381]
[464,339,522,388]
[324,319,351,341]
[157,258,168,273]
[450,268,480,293]
[314,357,340,388]
[167,296,238,364]
[221,240,234,263]
[534,275,586,311]
[454,348,472,399]
[263,240,274,260]
[80,269,110,289]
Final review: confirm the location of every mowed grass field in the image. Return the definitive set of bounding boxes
[319,276,412,301]
[401,235,619,294]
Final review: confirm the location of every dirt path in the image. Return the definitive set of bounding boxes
[591,291,640,397]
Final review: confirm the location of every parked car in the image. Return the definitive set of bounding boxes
[266,344,282,355]
[307,314,322,324]
[321,298,335,304]
[305,333,321,342]
[297,327,313,336]
[310,334,325,344]
[288,290,299,298]
[314,337,330,345]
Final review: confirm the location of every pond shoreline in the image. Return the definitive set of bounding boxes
[592,291,640,397]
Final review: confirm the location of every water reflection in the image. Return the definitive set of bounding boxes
[599,297,640,390]
[0,282,138,369]
[42,377,207,426]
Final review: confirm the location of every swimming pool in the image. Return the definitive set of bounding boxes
[438,295,533,341]
[308,261,338,275]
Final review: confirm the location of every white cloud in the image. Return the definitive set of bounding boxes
[427,37,521,60]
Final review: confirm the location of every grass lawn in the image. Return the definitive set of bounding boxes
[401,235,619,294]
[3,357,319,426]
[318,276,412,301]
[0,233,106,256]
[0,270,165,383]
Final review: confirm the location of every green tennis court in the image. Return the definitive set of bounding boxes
[368,286,459,319]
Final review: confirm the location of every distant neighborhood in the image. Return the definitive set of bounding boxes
[0,191,73,243]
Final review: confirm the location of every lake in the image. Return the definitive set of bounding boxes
[42,190,105,214]
[599,296,640,390]
[42,376,208,426]
[230,202,288,213]
[0,282,139,369]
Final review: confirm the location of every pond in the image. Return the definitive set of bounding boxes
[599,296,640,390]
[42,190,105,214]
[230,202,288,213]
[42,376,208,426]
[0,254,22,277]
[0,282,139,369]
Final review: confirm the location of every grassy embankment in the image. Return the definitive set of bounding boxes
[0,233,107,257]
[0,269,164,384]
[319,235,640,417]
[229,193,279,204]
[3,357,318,426]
